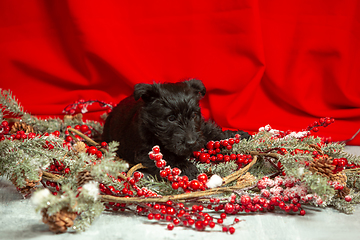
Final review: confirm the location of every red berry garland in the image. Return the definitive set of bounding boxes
[148,145,209,192]
[62,99,114,115]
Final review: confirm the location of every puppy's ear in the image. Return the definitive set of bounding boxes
[134,83,160,102]
[185,79,206,98]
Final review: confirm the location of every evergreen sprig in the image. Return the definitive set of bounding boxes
[0,89,26,117]
[0,135,68,187]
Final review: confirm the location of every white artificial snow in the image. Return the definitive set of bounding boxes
[31,188,51,206]
[206,174,223,189]
[82,181,100,200]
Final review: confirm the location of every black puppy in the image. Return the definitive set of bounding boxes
[102,79,250,179]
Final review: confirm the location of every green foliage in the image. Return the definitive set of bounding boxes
[0,136,67,187]
[0,89,26,116]
[195,160,238,178]
[2,88,360,231]
[302,173,335,199]
[138,175,179,196]
[329,189,360,214]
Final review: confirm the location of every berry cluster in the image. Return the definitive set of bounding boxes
[149,146,209,192]
[64,124,93,144]
[47,159,71,175]
[311,149,360,173]
[100,171,162,212]
[328,181,352,202]
[260,117,335,142]
[307,117,335,133]
[192,135,253,169]
[62,99,114,115]
[0,120,10,138]
[0,126,61,147]
[255,176,315,215]
[331,157,360,172]
[44,180,62,196]
[138,200,240,233]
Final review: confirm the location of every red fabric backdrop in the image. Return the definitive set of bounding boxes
[1,0,360,144]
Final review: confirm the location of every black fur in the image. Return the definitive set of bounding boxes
[102,79,250,179]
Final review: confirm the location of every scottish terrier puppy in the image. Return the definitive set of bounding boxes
[102,79,250,179]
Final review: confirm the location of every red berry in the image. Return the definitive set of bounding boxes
[152,146,160,154]
[345,195,352,202]
[52,130,60,137]
[224,203,235,214]
[190,180,200,190]
[167,223,174,230]
[167,175,174,182]
[65,136,73,142]
[64,168,70,174]
[166,207,175,215]
[87,146,97,155]
[171,182,179,189]
[154,154,162,161]
[214,141,221,149]
[300,209,306,216]
[195,221,204,231]
[96,150,103,158]
[197,173,208,183]
[160,170,168,178]
[156,160,166,168]
[206,141,214,149]
[199,153,208,162]
[133,172,143,180]
[228,227,235,234]
[240,195,251,205]
[193,151,201,157]
[172,168,180,176]
[101,142,108,148]
[173,218,180,225]
[80,125,89,133]
[220,213,227,219]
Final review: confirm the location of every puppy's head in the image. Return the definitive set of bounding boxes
[134,79,206,156]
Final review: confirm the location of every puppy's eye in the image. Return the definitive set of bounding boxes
[191,112,197,119]
[168,115,176,122]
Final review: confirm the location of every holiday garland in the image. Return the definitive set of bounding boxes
[1,88,360,234]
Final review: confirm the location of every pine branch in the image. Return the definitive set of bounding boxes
[0,89,26,116]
